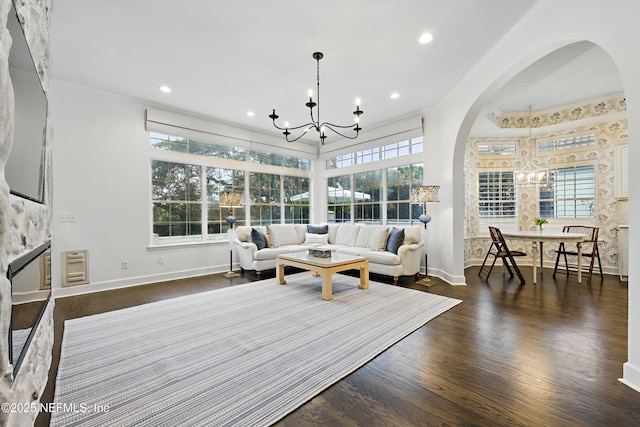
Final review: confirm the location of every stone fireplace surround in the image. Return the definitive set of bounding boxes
[1,0,53,426]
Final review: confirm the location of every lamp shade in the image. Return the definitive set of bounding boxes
[411,185,440,204]
[220,191,244,207]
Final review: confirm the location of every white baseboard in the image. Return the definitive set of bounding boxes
[53,263,233,298]
[620,362,640,394]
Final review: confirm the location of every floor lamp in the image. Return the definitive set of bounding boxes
[221,191,243,278]
[411,185,440,285]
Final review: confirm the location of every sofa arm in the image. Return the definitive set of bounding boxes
[234,239,258,270]
[397,242,425,275]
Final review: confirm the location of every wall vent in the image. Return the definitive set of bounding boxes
[62,249,89,287]
[40,251,51,289]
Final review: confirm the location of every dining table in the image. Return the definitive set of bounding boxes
[501,229,588,284]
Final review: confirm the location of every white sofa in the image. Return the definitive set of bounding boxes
[234,224,424,284]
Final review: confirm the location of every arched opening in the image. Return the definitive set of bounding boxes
[463,41,626,273]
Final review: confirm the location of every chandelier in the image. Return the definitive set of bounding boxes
[515,105,549,186]
[269,52,363,145]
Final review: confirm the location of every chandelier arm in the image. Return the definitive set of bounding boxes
[322,124,360,140]
[271,119,316,132]
[285,126,316,143]
[321,121,360,129]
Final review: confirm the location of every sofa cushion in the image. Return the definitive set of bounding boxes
[254,247,295,261]
[307,224,328,234]
[370,227,389,251]
[334,225,360,246]
[304,232,329,245]
[335,246,368,256]
[251,228,268,250]
[267,224,300,247]
[327,224,340,244]
[386,227,404,254]
[364,250,401,266]
[355,226,388,249]
[403,226,422,245]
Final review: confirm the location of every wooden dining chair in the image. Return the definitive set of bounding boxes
[479,226,527,284]
[553,225,603,282]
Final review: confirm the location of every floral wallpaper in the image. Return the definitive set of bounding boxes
[465,98,628,276]
[487,94,626,129]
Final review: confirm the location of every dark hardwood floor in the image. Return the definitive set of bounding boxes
[36,266,640,426]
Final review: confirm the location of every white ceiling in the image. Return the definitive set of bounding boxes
[49,1,624,144]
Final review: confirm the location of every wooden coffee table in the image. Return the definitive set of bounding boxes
[276,252,369,301]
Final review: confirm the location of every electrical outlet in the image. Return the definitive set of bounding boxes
[121,260,129,270]
[158,256,164,265]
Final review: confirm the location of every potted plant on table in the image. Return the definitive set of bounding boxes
[534,217,548,232]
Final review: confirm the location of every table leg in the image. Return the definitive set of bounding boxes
[539,241,544,272]
[277,261,286,284]
[532,241,539,284]
[359,263,369,290]
[577,242,583,283]
[321,271,333,301]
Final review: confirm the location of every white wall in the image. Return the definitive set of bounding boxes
[423,0,640,390]
[50,81,233,297]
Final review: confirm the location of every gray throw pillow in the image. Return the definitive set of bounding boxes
[307,224,329,234]
[251,228,268,250]
[386,227,404,254]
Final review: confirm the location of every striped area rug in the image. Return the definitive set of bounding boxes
[51,273,461,427]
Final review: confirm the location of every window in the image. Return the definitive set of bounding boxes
[151,132,310,169]
[538,132,596,153]
[283,176,309,224]
[150,132,246,160]
[354,170,382,224]
[539,165,595,218]
[478,143,517,156]
[327,136,423,169]
[152,161,202,239]
[386,163,424,225]
[478,171,516,218]
[249,150,310,170]
[327,175,352,222]
[206,167,245,235]
[249,172,281,226]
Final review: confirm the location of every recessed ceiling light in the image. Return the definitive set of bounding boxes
[419,33,433,45]
[390,92,400,99]
[158,85,172,93]
[246,111,255,117]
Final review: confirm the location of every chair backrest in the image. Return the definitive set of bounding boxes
[562,225,599,244]
[488,226,509,252]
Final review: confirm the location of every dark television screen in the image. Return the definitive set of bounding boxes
[6,3,48,204]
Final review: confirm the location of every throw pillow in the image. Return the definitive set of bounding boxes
[307,224,329,234]
[251,227,268,250]
[304,232,329,245]
[370,227,389,251]
[386,227,404,254]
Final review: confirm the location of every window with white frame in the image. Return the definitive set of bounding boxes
[206,167,245,235]
[248,172,281,226]
[538,132,596,153]
[478,171,516,218]
[353,170,382,224]
[326,136,423,169]
[539,165,595,218]
[152,161,203,239]
[477,143,517,156]
[386,163,424,225]
[150,133,311,242]
[327,175,352,223]
[283,175,310,224]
